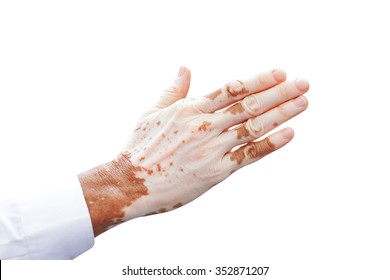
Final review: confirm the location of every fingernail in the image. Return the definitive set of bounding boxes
[295,78,309,92]
[178,66,186,77]
[281,128,294,140]
[272,69,287,82]
[294,96,308,107]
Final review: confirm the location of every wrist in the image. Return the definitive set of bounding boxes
[78,152,148,236]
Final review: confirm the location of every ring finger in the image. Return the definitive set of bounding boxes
[217,95,308,150]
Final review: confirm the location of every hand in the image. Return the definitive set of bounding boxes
[78,67,309,236]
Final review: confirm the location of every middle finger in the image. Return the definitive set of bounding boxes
[213,79,309,130]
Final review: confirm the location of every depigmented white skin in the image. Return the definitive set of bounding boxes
[78,67,310,236]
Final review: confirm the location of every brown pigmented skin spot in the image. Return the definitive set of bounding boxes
[144,207,168,216]
[144,211,157,216]
[142,167,154,175]
[230,138,276,165]
[198,121,212,132]
[225,80,249,97]
[156,164,162,172]
[139,157,145,162]
[230,148,245,165]
[236,124,250,139]
[170,161,174,166]
[226,102,245,115]
[157,121,161,126]
[173,202,183,209]
[207,89,223,101]
[78,153,148,236]
[162,133,166,138]
[273,122,278,128]
[174,130,178,134]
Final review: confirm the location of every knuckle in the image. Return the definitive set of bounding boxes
[245,118,264,138]
[244,137,276,159]
[224,80,249,99]
[242,95,262,116]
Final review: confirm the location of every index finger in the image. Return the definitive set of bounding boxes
[197,69,287,113]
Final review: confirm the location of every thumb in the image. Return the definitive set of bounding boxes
[154,66,191,110]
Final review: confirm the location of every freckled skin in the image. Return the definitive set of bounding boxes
[198,121,212,131]
[78,152,148,236]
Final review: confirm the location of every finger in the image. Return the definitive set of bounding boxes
[222,127,294,172]
[196,69,286,113]
[147,66,191,115]
[214,79,309,129]
[217,95,308,149]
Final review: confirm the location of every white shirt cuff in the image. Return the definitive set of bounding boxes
[0,176,95,259]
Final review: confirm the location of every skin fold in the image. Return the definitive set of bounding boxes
[78,67,310,236]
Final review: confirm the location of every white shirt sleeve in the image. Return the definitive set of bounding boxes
[0,176,95,259]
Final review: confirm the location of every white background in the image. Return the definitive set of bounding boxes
[1,0,389,279]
